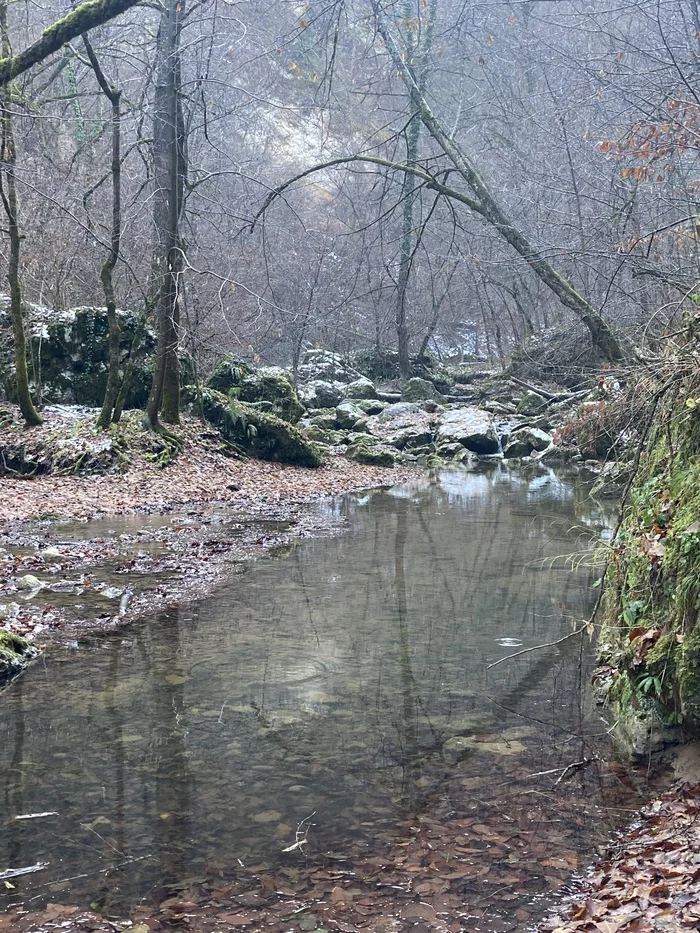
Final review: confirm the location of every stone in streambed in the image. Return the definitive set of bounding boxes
[367,403,433,450]
[0,631,39,686]
[298,379,345,409]
[436,407,499,454]
[346,444,395,467]
[401,376,444,402]
[335,401,368,431]
[345,376,378,399]
[503,427,553,458]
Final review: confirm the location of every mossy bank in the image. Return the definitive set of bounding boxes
[597,357,700,753]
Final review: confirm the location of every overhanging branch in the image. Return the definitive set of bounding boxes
[249,153,483,229]
[0,0,142,86]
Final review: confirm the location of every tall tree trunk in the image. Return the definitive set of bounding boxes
[394,0,437,379]
[396,115,419,379]
[145,0,184,429]
[0,0,41,426]
[83,36,122,430]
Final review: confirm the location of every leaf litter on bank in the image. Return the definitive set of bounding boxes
[537,782,700,933]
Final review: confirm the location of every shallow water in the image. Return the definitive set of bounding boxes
[0,465,641,923]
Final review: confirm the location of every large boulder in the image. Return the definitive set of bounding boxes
[297,349,361,385]
[436,407,499,454]
[0,299,157,408]
[191,388,322,467]
[298,379,345,409]
[206,357,303,423]
[367,402,434,450]
[503,427,553,458]
[350,348,454,392]
[401,377,444,402]
[335,401,368,431]
[517,390,548,417]
[346,443,395,467]
[345,377,378,400]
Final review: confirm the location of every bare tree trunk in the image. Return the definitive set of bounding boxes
[0,0,41,427]
[396,116,418,379]
[145,0,184,430]
[83,36,122,430]
[394,0,437,379]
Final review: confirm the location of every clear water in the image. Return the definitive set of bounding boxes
[0,465,638,921]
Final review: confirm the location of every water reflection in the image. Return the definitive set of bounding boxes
[0,466,615,912]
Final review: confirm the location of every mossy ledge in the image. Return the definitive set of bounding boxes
[0,631,39,687]
[597,367,700,753]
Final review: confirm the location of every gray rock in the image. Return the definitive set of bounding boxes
[503,427,552,459]
[301,424,337,445]
[354,398,386,415]
[346,431,379,446]
[16,574,43,591]
[335,401,368,431]
[401,377,443,402]
[297,349,361,385]
[298,379,344,409]
[517,390,548,416]
[345,377,378,400]
[307,409,337,430]
[367,402,434,450]
[453,448,477,465]
[436,407,499,454]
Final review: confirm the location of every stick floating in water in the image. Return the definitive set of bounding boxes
[15,812,59,821]
[0,863,49,880]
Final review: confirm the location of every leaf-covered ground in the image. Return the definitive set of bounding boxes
[538,782,700,933]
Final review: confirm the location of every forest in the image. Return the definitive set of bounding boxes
[1,0,700,931]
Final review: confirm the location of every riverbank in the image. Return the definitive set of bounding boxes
[0,413,418,656]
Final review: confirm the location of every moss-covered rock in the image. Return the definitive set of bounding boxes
[0,631,38,686]
[401,377,444,402]
[346,443,395,467]
[598,383,700,736]
[206,357,303,423]
[190,387,322,467]
[0,300,158,408]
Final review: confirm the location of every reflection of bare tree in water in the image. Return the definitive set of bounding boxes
[3,677,25,870]
[393,497,421,812]
[148,607,194,897]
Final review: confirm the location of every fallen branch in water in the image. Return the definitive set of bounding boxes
[0,862,48,880]
[529,756,600,785]
[282,811,315,854]
[487,626,586,669]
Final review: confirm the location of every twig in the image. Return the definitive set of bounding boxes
[282,811,315,854]
[487,626,586,669]
[0,863,48,880]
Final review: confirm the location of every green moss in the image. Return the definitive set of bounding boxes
[598,393,700,730]
[188,387,322,467]
[0,631,38,686]
[206,358,304,423]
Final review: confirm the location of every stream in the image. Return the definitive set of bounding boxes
[0,464,662,931]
